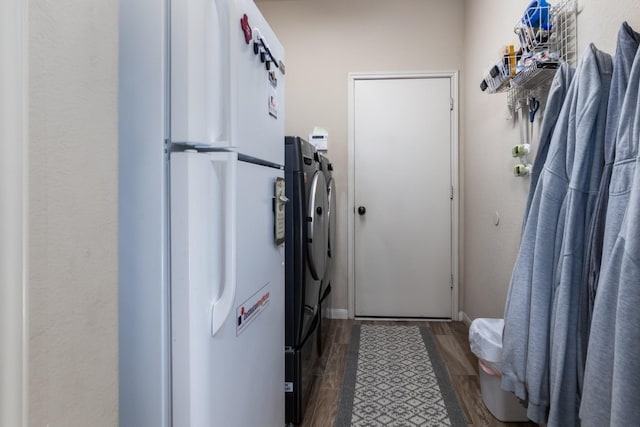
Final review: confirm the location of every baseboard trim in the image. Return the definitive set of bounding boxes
[327,308,349,319]
[460,311,472,326]
[328,309,472,322]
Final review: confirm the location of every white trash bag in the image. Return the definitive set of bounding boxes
[469,318,504,375]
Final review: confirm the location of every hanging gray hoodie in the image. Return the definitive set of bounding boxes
[524,63,576,222]
[502,45,612,425]
[547,43,612,426]
[580,39,640,427]
[578,22,640,394]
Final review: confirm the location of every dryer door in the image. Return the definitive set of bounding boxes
[306,170,328,280]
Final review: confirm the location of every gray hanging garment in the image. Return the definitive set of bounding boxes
[580,41,640,427]
[578,22,640,394]
[502,44,612,425]
[523,63,576,223]
[547,44,612,427]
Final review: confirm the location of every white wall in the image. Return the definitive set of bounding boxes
[256,0,466,315]
[577,0,640,55]
[28,1,119,425]
[463,0,640,321]
[462,0,534,320]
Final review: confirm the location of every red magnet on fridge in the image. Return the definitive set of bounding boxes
[240,14,252,44]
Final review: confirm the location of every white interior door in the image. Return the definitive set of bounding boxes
[353,76,453,318]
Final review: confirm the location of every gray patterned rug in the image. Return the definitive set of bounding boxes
[335,324,466,427]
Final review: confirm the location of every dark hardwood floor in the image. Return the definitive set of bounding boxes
[300,319,538,427]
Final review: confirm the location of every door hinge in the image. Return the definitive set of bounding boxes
[450,274,454,289]
[450,98,454,111]
[450,186,454,200]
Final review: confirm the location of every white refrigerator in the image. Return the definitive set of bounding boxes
[119,0,286,425]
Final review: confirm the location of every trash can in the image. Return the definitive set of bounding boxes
[469,318,529,422]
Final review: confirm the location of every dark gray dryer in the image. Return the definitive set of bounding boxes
[317,152,335,356]
[284,136,328,425]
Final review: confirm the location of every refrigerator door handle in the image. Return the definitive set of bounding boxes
[211,152,238,336]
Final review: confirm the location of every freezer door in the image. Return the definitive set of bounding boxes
[171,0,228,148]
[170,152,285,426]
[171,0,285,165]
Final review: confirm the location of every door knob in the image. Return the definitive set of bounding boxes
[357,206,366,215]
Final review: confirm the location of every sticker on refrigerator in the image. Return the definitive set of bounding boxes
[268,86,278,119]
[236,283,271,336]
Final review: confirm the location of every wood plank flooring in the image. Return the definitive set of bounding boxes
[300,319,538,427]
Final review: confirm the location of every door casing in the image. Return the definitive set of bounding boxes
[0,0,29,424]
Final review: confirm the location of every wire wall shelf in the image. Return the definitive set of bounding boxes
[481,0,577,110]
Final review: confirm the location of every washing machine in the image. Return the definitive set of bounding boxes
[284,136,329,425]
[317,152,335,357]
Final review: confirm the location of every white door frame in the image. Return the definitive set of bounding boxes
[347,71,460,320]
[0,0,29,425]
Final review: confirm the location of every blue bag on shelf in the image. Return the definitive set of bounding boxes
[522,0,552,30]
